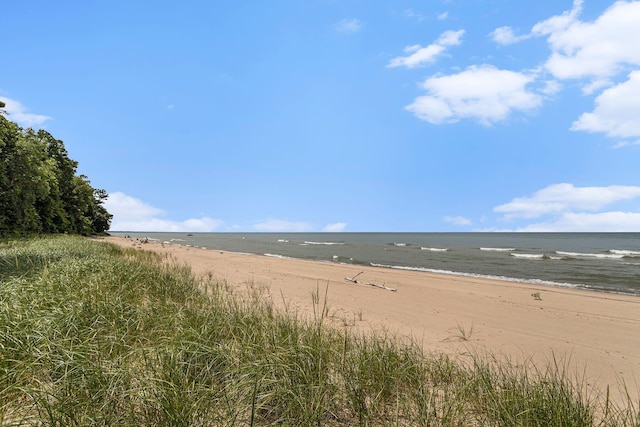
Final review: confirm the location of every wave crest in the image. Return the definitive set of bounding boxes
[480,247,516,252]
[556,251,624,259]
[303,241,344,245]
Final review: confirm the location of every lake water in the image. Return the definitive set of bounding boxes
[112,232,640,296]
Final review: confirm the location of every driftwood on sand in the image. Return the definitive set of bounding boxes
[344,271,397,292]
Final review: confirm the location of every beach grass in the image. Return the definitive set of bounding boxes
[1,235,639,426]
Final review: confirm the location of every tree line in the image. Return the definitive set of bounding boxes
[0,103,112,236]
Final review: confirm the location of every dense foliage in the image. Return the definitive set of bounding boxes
[0,113,111,236]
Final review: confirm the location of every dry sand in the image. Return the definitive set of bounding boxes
[105,236,640,402]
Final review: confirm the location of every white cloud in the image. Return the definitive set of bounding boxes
[395,1,640,137]
[571,70,640,139]
[534,0,640,83]
[437,12,449,21]
[490,26,530,45]
[444,216,472,226]
[406,65,541,125]
[579,78,612,96]
[531,0,583,37]
[524,0,640,143]
[539,0,640,143]
[104,192,223,232]
[513,211,640,232]
[490,1,583,46]
[253,219,313,232]
[323,222,347,232]
[105,192,165,219]
[540,79,562,96]
[494,183,640,231]
[0,97,52,127]
[387,30,464,69]
[335,18,362,34]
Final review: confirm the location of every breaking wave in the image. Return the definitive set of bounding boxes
[303,241,344,246]
[369,263,581,290]
[556,251,624,259]
[609,249,640,256]
[264,253,293,259]
[511,253,546,260]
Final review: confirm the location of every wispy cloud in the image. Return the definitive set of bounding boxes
[403,9,426,22]
[490,0,584,46]
[252,218,313,232]
[335,18,362,34]
[444,216,472,226]
[323,222,347,232]
[0,97,52,128]
[387,30,464,68]
[490,26,530,45]
[104,192,223,232]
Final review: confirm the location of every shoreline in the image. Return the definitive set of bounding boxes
[103,236,640,403]
[110,232,640,297]
[368,262,640,297]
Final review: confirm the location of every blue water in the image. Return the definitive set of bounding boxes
[112,232,640,296]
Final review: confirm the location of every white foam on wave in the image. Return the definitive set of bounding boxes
[303,241,344,245]
[422,247,448,252]
[370,263,581,290]
[609,249,640,256]
[264,253,293,259]
[480,247,516,252]
[394,243,407,247]
[511,253,546,260]
[277,239,289,243]
[556,251,624,259]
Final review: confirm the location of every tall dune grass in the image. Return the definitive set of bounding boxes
[0,236,638,425]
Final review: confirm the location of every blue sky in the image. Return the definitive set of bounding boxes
[3,0,640,232]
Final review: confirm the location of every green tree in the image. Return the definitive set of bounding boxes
[0,116,23,233]
[0,119,46,233]
[0,115,112,236]
[91,188,113,234]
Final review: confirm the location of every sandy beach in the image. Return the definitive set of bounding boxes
[105,236,640,402]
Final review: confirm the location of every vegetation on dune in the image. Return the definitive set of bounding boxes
[1,236,639,426]
[0,114,111,236]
